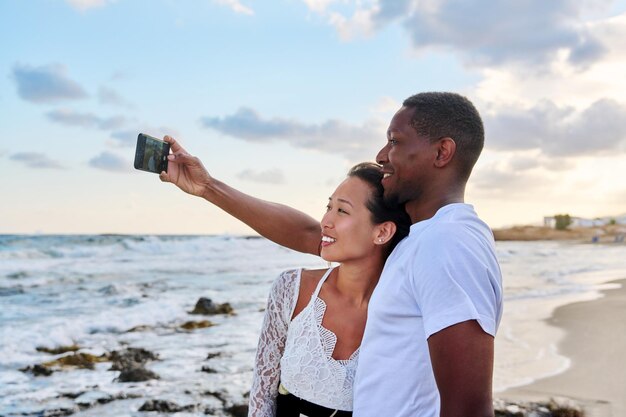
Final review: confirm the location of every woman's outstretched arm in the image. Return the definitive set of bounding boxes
[159,136,321,255]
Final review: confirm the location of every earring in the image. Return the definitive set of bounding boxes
[378,238,383,243]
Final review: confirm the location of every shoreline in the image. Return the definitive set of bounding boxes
[498,278,626,416]
[493,224,626,243]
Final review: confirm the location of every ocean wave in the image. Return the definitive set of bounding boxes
[1,238,623,415]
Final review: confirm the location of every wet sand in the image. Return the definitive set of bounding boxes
[500,279,626,416]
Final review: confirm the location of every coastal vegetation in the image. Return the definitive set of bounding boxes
[554,214,572,231]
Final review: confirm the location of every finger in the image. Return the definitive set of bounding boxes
[164,135,188,154]
[159,171,170,183]
[168,152,194,164]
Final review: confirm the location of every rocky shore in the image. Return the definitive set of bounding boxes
[19,335,583,417]
[493,224,626,243]
[15,298,248,417]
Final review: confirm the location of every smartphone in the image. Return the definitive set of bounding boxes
[134,133,170,174]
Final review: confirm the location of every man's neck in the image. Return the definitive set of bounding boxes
[405,188,465,224]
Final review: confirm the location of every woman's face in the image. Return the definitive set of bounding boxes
[319,176,382,263]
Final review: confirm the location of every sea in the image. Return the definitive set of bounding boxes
[1,235,625,416]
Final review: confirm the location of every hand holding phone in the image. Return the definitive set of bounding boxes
[134,133,170,173]
[158,136,215,198]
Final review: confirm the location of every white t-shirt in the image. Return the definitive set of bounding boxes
[353,203,503,417]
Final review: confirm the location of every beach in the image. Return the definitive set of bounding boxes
[1,236,626,416]
[499,279,626,416]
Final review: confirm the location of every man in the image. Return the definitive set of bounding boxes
[160,92,503,417]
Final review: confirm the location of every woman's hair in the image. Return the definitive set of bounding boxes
[347,162,411,256]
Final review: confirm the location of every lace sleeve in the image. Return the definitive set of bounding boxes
[248,269,300,417]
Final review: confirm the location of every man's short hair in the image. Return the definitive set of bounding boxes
[402,92,484,181]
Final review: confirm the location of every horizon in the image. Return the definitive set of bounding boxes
[4,210,626,237]
[2,1,626,234]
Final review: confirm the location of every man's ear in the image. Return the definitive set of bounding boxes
[434,137,456,168]
[374,221,397,245]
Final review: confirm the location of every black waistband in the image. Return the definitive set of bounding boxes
[276,391,352,417]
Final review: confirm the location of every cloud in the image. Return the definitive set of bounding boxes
[471,148,576,198]
[397,0,608,68]
[12,64,88,103]
[470,160,557,199]
[65,0,112,11]
[10,152,65,169]
[484,98,626,156]
[109,130,139,147]
[327,7,377,40]
[88,151,129,172]
[201,107,386,161]
[304,0,611,68]
[302,0,336,13]
[47,109,127,131]
[109,127,178,148]
[109,71,129,81]
[611,188,626,207]
[98,86,133,108]
[370,96,401,115]
[236,168,285,184]
[201,98,626,164]
[470,13,626,124]
[214,0,254,15]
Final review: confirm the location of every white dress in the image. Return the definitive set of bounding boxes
[248,267,359,417]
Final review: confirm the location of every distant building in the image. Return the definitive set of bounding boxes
[544,214,626,228]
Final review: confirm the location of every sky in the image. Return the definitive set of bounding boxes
[2,0,626,235]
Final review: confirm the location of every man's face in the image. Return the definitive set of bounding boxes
[376,106,437,207]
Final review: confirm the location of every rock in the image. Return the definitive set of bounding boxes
[181,320,215,330]
[226,404,248,417]
[20,364,53,376]
[493,398,584,417]
[124,325,153,332]
[204,390,227,405]
[109,347,158,371]
[116,365,160,382]
[57,391,86,400]
[109,347,160,383]
[43,353,107,370]
[548,397,584,417]
[40,406,78,417]
[138,399,195,412]
[139,399,181,412]
[505,404,523,416]
[201,365,217,373]
[206,352,221,360]
[37,345,81,355]
[190,298,234,315]
[97,284,119,295]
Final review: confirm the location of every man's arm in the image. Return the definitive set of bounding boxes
[159,136,321,255]
[428,320,495,417]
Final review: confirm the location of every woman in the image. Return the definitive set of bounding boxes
[159,137,410,417]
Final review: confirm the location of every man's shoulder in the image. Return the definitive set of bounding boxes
[421,205,492,242]
[404,215,495,264]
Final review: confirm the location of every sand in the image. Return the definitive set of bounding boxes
[500,279,626,416]
[493,224,626,242]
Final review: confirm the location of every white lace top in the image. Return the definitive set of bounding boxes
[248,268,359,416]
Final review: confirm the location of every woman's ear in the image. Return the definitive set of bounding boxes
[374,221,397,245]
[434,137,456,168]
